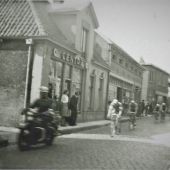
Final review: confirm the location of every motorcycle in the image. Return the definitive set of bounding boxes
[18,108,60,151]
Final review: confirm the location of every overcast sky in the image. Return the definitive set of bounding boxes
[91,0,170,73]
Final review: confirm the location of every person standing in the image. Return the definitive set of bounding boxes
[128,100,138,129]
[141,100,145,116]
[69,92,79,126]
[60,90,69,126]
[145,102,150,116]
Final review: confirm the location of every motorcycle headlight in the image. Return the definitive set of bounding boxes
[19,123,26,127]
[27,116,34,121]
[27,111,33,116]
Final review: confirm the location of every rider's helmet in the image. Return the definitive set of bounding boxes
[111,99,118,105]
[156,103,160,107]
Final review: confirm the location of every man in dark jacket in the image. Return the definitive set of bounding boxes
[29,86,53,113]
[69,92,79,126]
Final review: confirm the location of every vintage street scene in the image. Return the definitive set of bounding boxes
[0,0,170,170]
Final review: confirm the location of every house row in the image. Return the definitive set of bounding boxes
[0,0,169,126]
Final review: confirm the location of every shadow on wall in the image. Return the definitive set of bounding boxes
[0,87,25,127]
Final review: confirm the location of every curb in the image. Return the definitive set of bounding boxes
[59,121,110,135]
[0,118,130,146]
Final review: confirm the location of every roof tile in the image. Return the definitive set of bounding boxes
[0,0,45,37]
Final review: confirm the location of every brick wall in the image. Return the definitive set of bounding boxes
[0,50,28,126]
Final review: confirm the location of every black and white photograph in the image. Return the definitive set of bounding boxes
[0,0,170,169]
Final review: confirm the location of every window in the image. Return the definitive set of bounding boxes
[81,28,88,57]
[149,71,153,81]
[119,58,123,65]
[125,62,128,68]
[112,55,116,61]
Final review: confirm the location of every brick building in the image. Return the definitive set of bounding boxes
[109,43,144,104]
[0,0,110,125]
[141,64,169,105]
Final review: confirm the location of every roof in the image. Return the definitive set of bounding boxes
[111,41,144,71]
[0,0,77,52]
[142,64,170,76]
[95,30,113,44]
[32,1,75,49]
[0,0,45,37]
[50,0,99,28]
[52,0,90,11]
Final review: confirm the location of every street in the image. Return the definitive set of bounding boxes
[1,116,170,170]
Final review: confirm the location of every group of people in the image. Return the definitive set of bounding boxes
[153,103,167,121]
[107,98,168,137]
[60,90,79,126]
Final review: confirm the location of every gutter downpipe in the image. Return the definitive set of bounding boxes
[105,70,110,119]
[24,39,33,108]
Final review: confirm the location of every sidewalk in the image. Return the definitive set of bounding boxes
[0,117,130,146]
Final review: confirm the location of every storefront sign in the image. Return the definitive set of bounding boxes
[53,48,85,68]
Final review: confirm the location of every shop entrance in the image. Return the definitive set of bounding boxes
[117,87,122,102]
[64,79,71,97]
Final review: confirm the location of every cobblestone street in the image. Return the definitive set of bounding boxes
[1,116,170,170]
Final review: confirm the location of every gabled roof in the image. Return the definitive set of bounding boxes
[50,0,99,28]
[142,64,170,76]
[0,0,77,52]
[32,1,75,49]
[0,0,46,37]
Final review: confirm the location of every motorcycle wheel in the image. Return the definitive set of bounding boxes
[45,133,54,146]
[18,130,30,151]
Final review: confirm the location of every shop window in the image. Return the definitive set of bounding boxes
[54,62,63,99]
[64,64,72,96]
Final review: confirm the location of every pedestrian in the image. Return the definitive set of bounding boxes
[60,90,69,126]
[160,102,167,121]
[141,100,145,116]
[107,99,123,137]
[128,100,138,129]
[145,102,150,116]
[149,102,153,115]
[69,91,79,126]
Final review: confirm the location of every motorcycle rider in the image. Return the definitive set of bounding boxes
[128,100,138,129]
[29,86,53,114]
[107,99,123,137]
[22,86,56,136]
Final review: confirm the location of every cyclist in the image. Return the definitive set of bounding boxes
[128,100,138,130]
[107,99,123,137]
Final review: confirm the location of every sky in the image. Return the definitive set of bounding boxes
[91,0,170,73]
